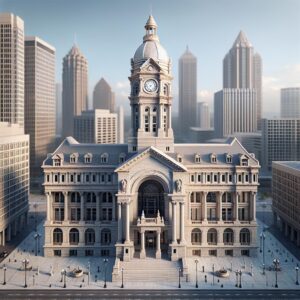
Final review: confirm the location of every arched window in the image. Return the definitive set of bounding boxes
[84,153,92,163]
[69,228,79,245]
[223,228,234,245]
[207,228,217,245]
[53,228,63,245]
[144,106,150,132]
[163,84,169,96]
[191,229,201,245]
[207,192,216,203]
[85,228,95,245]
[101,229,111,245]
[240,228,250,245]
[86,192,96,203]
[102,192,112,203]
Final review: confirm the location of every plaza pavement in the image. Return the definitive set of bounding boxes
[0,216,300,289]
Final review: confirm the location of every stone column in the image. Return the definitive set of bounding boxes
[1,231,5,246]
[168,105,172,129]
[159,103,163,129]
[64,192,68,221]
[80,192,84,221]
[117,203,122,243]
[96,193,100,221]
[180,202,185,244]
[251,192,256,221]
[202,192,207,221]
[46,192,51,221]
[140,230,146,259]
[156,230,161,259]
[125,202,130,243]
[234,192,239,221]
[218,192,223,221]
[172,201,177,243]
[139,105,143,130]
[112,194,116,220]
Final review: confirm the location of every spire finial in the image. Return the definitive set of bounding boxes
[150,3,152,15]
[74,32,77,46]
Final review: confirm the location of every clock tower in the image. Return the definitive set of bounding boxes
[128,15,174,153]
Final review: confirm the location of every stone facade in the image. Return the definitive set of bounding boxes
[42,16,259,260]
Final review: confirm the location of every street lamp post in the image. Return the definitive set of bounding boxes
[121,267,124,288]
[87,261,90,286]
[195,259,198,288]
[239,270,242,288]
[23,259,29,288]
[295,266,299,285]
[260,232,266,266]
[212,264,215,286]
[103,258,108,288]
[33,203,38,232]
[178,268,181,288]
[250,263,253,276]
[235,270,238,287]
[262,263,265,275]
[61,269,66,288]
[273,258,280,288]
[34,233,41,256]
[3,265,7,285]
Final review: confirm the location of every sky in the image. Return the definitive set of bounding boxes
[1,0,300,116]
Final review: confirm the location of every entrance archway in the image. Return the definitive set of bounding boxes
[138,180,165,218]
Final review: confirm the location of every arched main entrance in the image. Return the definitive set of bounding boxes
[138,180,165,218]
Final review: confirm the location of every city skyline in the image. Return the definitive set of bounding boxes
[1,0,299,116]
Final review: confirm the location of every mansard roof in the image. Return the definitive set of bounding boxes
[172,137,259,167]
[43,137,129,167]
[115,146,187,172]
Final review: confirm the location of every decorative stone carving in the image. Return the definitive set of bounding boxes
[175,179,182,193]
[120,179,127,193]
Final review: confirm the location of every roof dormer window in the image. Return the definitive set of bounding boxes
[101,153,109,163]
[210,154,217,163]
[119,153,126,163]
[70,153,78,164]
[52,154,63,166]
[240,155,249,167]
[226,154,232,164]
[84,153,92,164]
[194,154,201,163]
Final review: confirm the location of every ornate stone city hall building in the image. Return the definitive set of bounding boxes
[43,16,259,261]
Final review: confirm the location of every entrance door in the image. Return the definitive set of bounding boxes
[145,231,156,250]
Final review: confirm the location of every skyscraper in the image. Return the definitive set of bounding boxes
[0,13,29,246]
[214,89,257,137]
[74,109,119,144]
[0,13,24,127]
[178,47,197,138]
[25,36,56,180]
[223,31,262,129]
[62,45,88,137]
[197,102,210,129]
[261,118,300,174]
[56,83,62,135]
[280,87,300,118]
[93,78,115,112]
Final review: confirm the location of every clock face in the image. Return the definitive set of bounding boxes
[144,79,158,93]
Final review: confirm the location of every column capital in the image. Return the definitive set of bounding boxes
[63,191,68,196]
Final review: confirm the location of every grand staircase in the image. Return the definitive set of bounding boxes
[118,255,181,283]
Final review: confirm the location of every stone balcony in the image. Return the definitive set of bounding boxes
[136,211,166,227]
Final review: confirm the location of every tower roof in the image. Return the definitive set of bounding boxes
[145,15,157,29]
[133,15,169,65]
[180,45,196,59]
[232,30,252,48]
[66,44,85,57]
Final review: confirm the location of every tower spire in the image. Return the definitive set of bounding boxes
[143,15,159,42]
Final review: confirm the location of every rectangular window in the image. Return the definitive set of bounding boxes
[70,174,74,182]
[214,174,218,182]
[209,250,217,256]
[61,174,65,182]
[222,174,225,182]
[191,175,194,182]
[192,250,201,256]
[77,174,81,182]
[85,250,94,256]
[69,250,77,256]
[228,174,232,182]
[207,174,211,182]
[197,174,201,182]
[54,250,61,256]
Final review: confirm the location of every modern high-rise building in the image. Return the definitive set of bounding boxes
[178,47,197,138]
[272,161,300,248]
[56,83,62,136]
[43,16,259,263]
[25,36,56,179]
[197,102,210,129]
[0,13,24,127]
[93,78,115,112]
[214,89,257,137]
[117,106,124,143]
[0,123,29,246]
[223,31,262,129]
[261,118,300,174]
[280,87,300,118]
[62,45,88,137]
[0,13,29,246]
[74,109,120,144]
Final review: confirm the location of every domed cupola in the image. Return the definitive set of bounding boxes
[133,15,170,71]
